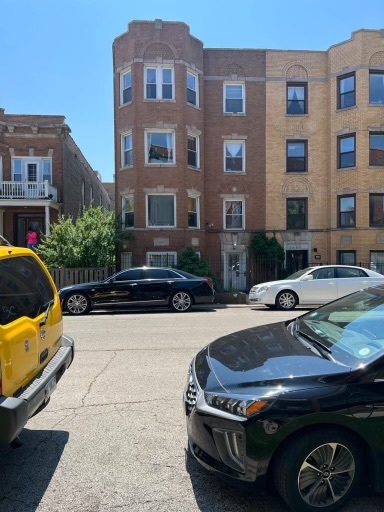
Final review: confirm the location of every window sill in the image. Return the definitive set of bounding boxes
[143,99,176,103]
[224,171,246,174]
[336,105,357,112]
[286,170,308,174]
[146,225,176,229]
[144,163,176,167]
[286,113,309,117]
[188,166,201,171]
[119,165,133,171]
[224,112,246,116]
[368,103,384,107]
[187,102,201,110]
[368,165,384,169]
[119,101,132,109]
[337,166,356,171]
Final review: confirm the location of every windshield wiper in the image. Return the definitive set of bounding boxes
[294,318,334,361]
[40,299,54,326]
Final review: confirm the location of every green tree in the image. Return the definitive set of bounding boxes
[177,246,216,283]
[38,207,132,268]
[251,232,284,262]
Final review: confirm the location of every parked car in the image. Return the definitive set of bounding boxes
[0,246,74,446]
[248,264,384,310]
[184,285,384,512]
[59,267,215,315]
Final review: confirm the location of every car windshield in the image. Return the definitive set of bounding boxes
[293,287,384,367]
[284,268,313,280]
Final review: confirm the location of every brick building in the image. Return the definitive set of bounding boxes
[113,20,384,289]
[0,109,110,247]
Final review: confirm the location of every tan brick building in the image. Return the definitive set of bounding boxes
[113,20,384,289]
[0,109,110,247]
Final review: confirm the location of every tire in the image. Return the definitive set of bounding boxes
[266,304,277,309]
[274,429,362,512]
[64,293,91,315]
[276,290,298,310]
[170,291,193,312]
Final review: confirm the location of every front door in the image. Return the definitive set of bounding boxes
[224,252,247,291]
[16,216,44,248]
[286,250,308,275]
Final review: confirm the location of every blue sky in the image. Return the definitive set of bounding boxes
[1,0,383,182]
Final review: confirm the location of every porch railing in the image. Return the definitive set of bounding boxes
[0,181,58,201]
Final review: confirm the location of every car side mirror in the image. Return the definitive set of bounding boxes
[302,275,314,281]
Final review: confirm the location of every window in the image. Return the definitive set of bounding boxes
[287,141,307,172]
[187,71,199,106]
[123,195,134,228]
[224,200,244,230]
[338,195,356,228]
[224,141,245,172]
[370,251,384,275]
[224,84,244,114]
[145,66,174,100]
[0,155,2,181]
[287,83,307,114]
[369,133,384,166]
[338,251,356,266]
[369,71,384,105]
[12,158,52,183]
[188,196,200,228]
[338,134,355,168]
[121,69,132,104]
[147,252,177,267]
[370,194,384,227]
[146,130,175,164]
[122,132,133,167]
[147,194,175,227]
[312,267,335,280]
[187,135,199,168]
[338,73,355,109]
[286,198,307,229]
[337,267,367,278]
[42,160,52,183]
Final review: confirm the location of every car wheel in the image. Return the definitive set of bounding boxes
[170,291,193,312]
[64,293,91,315]
[274,429,362,512]
[276,290,298,310]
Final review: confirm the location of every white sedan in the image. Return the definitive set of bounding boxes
[248,265,384,310]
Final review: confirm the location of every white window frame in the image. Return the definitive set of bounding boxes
[144,65,174,100]
[223,199,245,230]
[120,68,132,105]
[223,83,245,114]
[146,193,176,228]
[122,195,134,229]
[11,157,52,184]
[187,133,200,169]
[145,129,175,165]
[0,155,3,181]
[187,70,199,107]
[146,251,177,267]
[121,131,133,168]
[188,195,200,229]
[224,140,245,173]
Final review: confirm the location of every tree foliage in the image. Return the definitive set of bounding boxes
[251,232,284,262]
[177,246,216,282]
[38,207,132,268]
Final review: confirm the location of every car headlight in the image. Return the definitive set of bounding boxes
[204,393,271,418]
[256,285,270,293]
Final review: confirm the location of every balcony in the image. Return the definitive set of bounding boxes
[0,181,58,201]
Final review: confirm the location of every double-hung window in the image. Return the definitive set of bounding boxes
[122,195,134,228]
[146,130,175,165]
[224,141,245,172]
[188,134,199,168]
[147,252,177,267]
[369,133,384,166]
[338,134,355,168]
[287,141,307,172]
[338,195,356,228]
[286,198,307,229]
[122,132,133,167]
[188,196,200,228]
[369,71,384,104]
[287,83,307,114]
[121,69,132,104]
[338,251,356,266]
[338,73,355,109]
[147,194,176,227]
[224,200,244,230]
[145,66,174,100]
[187,71,199,106]
[224,84,245,114]
[369,194,384,227]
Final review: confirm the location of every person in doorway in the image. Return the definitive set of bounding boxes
[26,226,38,251]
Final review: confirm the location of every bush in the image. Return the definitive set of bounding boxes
[177,247,216,285]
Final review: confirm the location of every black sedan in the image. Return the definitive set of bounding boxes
[59,266,215,315]
[184,285,384,512]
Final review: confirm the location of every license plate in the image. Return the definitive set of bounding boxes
[45,375,57,402]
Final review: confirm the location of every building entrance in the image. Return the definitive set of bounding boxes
[286,250,308,275]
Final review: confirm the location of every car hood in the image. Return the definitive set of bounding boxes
[253,278,298,288]
[195,320,350,395]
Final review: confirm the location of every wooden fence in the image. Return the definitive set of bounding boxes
[49,267,114,289]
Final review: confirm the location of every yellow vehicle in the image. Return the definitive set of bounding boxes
[0,243,74,445]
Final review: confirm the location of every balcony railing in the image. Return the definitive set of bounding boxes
[0,181,58,201]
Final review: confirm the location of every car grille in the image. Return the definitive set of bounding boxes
[185,365,197,415]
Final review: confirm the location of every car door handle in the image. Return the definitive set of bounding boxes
[167,281,174,283]
[129,283,138,286]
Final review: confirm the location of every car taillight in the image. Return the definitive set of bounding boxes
[204,278,213,288]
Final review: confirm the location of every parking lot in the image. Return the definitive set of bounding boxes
[0,305,383,512]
